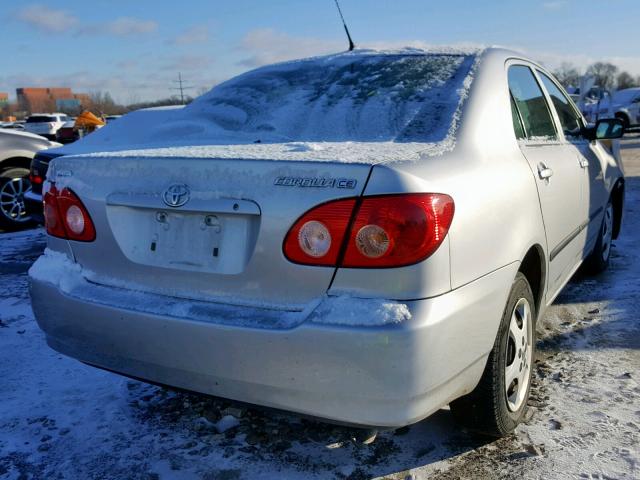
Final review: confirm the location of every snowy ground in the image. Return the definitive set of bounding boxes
[1,138,639,479]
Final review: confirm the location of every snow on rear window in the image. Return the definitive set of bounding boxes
[187,53,476,143]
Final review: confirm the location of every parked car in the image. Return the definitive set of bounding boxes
[26,106,185,224]
[29,48,624,437]
[55,120,79,144]
[0,129,60,229]
[582,88,640,128]
[0,122,25,131]
[23,113,69,140]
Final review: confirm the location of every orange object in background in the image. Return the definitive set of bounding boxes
[74,110,105,131]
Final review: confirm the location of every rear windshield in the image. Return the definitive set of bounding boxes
[188,53,476,143]
[27,115,56,123]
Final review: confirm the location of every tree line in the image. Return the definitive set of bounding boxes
[553,62,640,90]
[72,92,195,116]
[1,91,198,120]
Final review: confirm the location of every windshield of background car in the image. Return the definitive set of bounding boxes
[188,53,477,143]
[27,116,56,123]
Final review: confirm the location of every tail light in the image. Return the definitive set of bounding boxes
[44,185,96,242]
[29,173,43,184]
[283,193,454,268]
[283,199,356,266]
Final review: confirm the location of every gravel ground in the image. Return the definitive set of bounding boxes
[0,138,639,479]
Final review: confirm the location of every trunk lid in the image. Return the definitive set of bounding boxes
[50,154,371,309]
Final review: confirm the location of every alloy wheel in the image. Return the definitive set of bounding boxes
[601,203,614,262]
[0,177,32,223]
[504,297,533,412]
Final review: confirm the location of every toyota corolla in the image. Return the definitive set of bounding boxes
[29,48,625,436]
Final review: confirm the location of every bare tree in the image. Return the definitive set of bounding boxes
[87,91,126,116]
[553,62,581,88]
[616,71,637,90]
[124,95,193,112]
[586,62,619,89]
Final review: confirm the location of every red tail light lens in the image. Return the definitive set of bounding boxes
[44,186,96,242]
[283,193,454,268]
[29,173,43,184]
[43,186,66,238]
[283,199,356,266]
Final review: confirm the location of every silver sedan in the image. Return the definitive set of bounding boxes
[29,48,624,436]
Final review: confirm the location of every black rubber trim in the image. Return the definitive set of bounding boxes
[549,206,603,262]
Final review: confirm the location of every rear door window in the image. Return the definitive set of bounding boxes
[510,95,526,139]
[508,65,557,139]
[537,71,582,135]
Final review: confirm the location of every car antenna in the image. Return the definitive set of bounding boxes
[333,0,355,51]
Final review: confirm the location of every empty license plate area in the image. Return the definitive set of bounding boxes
[106,202,260,275]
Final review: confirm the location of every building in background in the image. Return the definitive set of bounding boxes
[0,93,8,108]
[16,88,89,114]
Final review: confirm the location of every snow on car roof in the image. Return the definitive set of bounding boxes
[63,48,483,164]
[613,88,640,103]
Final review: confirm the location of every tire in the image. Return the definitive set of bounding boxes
[584,199,613,274]
[450,272,535,437]
[0,167,35,231]
[615,113,630,131]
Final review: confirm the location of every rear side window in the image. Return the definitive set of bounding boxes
[537,71,581,134]
[508,65,556,139]
[27,115,55,123]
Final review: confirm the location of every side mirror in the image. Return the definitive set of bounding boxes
[582,118,625,141]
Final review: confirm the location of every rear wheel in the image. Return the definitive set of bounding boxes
[584,199,613,274]
[0,167,34,231]
[450,272,535,437]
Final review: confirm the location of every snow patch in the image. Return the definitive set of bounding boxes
[310,295,412,326]
[28,248,84,292]
[28,250,410,328]
[214,415,240,433]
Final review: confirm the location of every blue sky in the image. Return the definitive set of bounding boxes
[3,0,640,103]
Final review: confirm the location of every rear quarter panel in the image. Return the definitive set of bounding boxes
[347,50,548,300]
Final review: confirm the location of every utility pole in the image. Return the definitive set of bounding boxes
[170,73,193,104]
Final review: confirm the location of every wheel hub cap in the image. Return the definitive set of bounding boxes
[505,297,533,412]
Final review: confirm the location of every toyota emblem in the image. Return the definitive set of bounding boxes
[162,184,191,208]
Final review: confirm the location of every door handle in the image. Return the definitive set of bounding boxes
[538,163,554,180]
[578,158,589,168]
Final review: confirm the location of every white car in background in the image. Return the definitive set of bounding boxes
[582,88,640,128]
[0,129,60,229]
[23,113,70,140]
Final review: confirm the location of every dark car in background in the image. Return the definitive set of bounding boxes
[26,105,184,224]
[55,121,80,144]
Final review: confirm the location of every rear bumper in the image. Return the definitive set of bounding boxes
[29,257,518,427]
